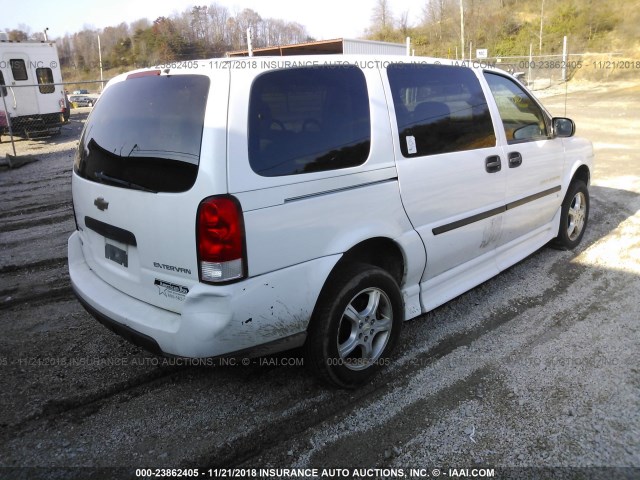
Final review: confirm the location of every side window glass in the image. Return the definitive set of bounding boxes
[387,64,496,157]
[248,66,370,177]
[36,67,55,94]
[483,72,548,143]
[10,59,28,81]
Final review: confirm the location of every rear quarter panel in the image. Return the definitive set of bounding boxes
[226,62,425,305]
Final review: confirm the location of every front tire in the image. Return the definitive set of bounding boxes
[305,263,403,388]
[552,180,589,250]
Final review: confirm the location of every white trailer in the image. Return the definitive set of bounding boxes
[0,39,66,138]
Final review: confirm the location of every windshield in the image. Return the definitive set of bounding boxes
[74,74,210,193]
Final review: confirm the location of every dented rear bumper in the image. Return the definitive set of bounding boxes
[69,231,338,358]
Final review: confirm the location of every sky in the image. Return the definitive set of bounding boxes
[2,0,422,41]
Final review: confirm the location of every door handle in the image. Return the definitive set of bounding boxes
[508,152,523,168]
[485,155,501,173]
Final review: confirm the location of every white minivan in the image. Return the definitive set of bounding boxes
[68,56,593,387]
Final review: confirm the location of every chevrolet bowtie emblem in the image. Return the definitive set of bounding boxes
[94,197,109,211]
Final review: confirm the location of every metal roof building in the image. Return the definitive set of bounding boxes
[227,38,407,57]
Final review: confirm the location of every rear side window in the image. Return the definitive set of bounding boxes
[387,64,496,157]
[10,59,28,81]
[36,68,55,94]
[74,74,209,193]
[248,66,370,176]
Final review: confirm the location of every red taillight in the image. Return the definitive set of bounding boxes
[197,196,246,283]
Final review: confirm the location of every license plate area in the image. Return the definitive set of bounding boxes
[105,240,128,267]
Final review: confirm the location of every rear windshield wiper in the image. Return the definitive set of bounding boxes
[94,171,157,193]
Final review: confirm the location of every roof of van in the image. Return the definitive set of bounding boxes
[105,54,504,91]
[217,54,500,70]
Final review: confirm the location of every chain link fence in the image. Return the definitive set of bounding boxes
[489,54,579,90]
[488,52,631,91]
[1,80,104,165]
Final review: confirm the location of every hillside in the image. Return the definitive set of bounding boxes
[4,0,639,88]
[368,0,640,58]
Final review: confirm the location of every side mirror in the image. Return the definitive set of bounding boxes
[553,117,575,138]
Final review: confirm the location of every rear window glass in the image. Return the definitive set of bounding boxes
[36,67,55,94]
[74,74,209,193]
[248,66,370,176]
[387,64,496,157]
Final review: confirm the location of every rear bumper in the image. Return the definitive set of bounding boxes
[68,231,338,358]
[71,285,164,355]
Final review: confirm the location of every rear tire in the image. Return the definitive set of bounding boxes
[304,263,403,388]
[552,180,589,250]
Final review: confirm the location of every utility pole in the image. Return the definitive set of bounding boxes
[247,28,253,57]
[539,0,545,55]
[528,43,533,86]
[460,0,465,61]
[97,34,104,92]
[562,36,568,82]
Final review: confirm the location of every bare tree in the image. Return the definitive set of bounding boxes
[368,0,396,40]
[398,10,411,37]
[422,0,454,40]
[234,8,262,48]
[208,3,230,45]
[371,0,394,30]
[190,6,211,44]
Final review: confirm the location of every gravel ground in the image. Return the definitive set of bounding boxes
[0,84,639,480]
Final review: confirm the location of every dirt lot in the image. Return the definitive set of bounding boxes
[1,83,639,480]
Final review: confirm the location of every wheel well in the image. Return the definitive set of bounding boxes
[572,165,590,187]
[335,238,405,285]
